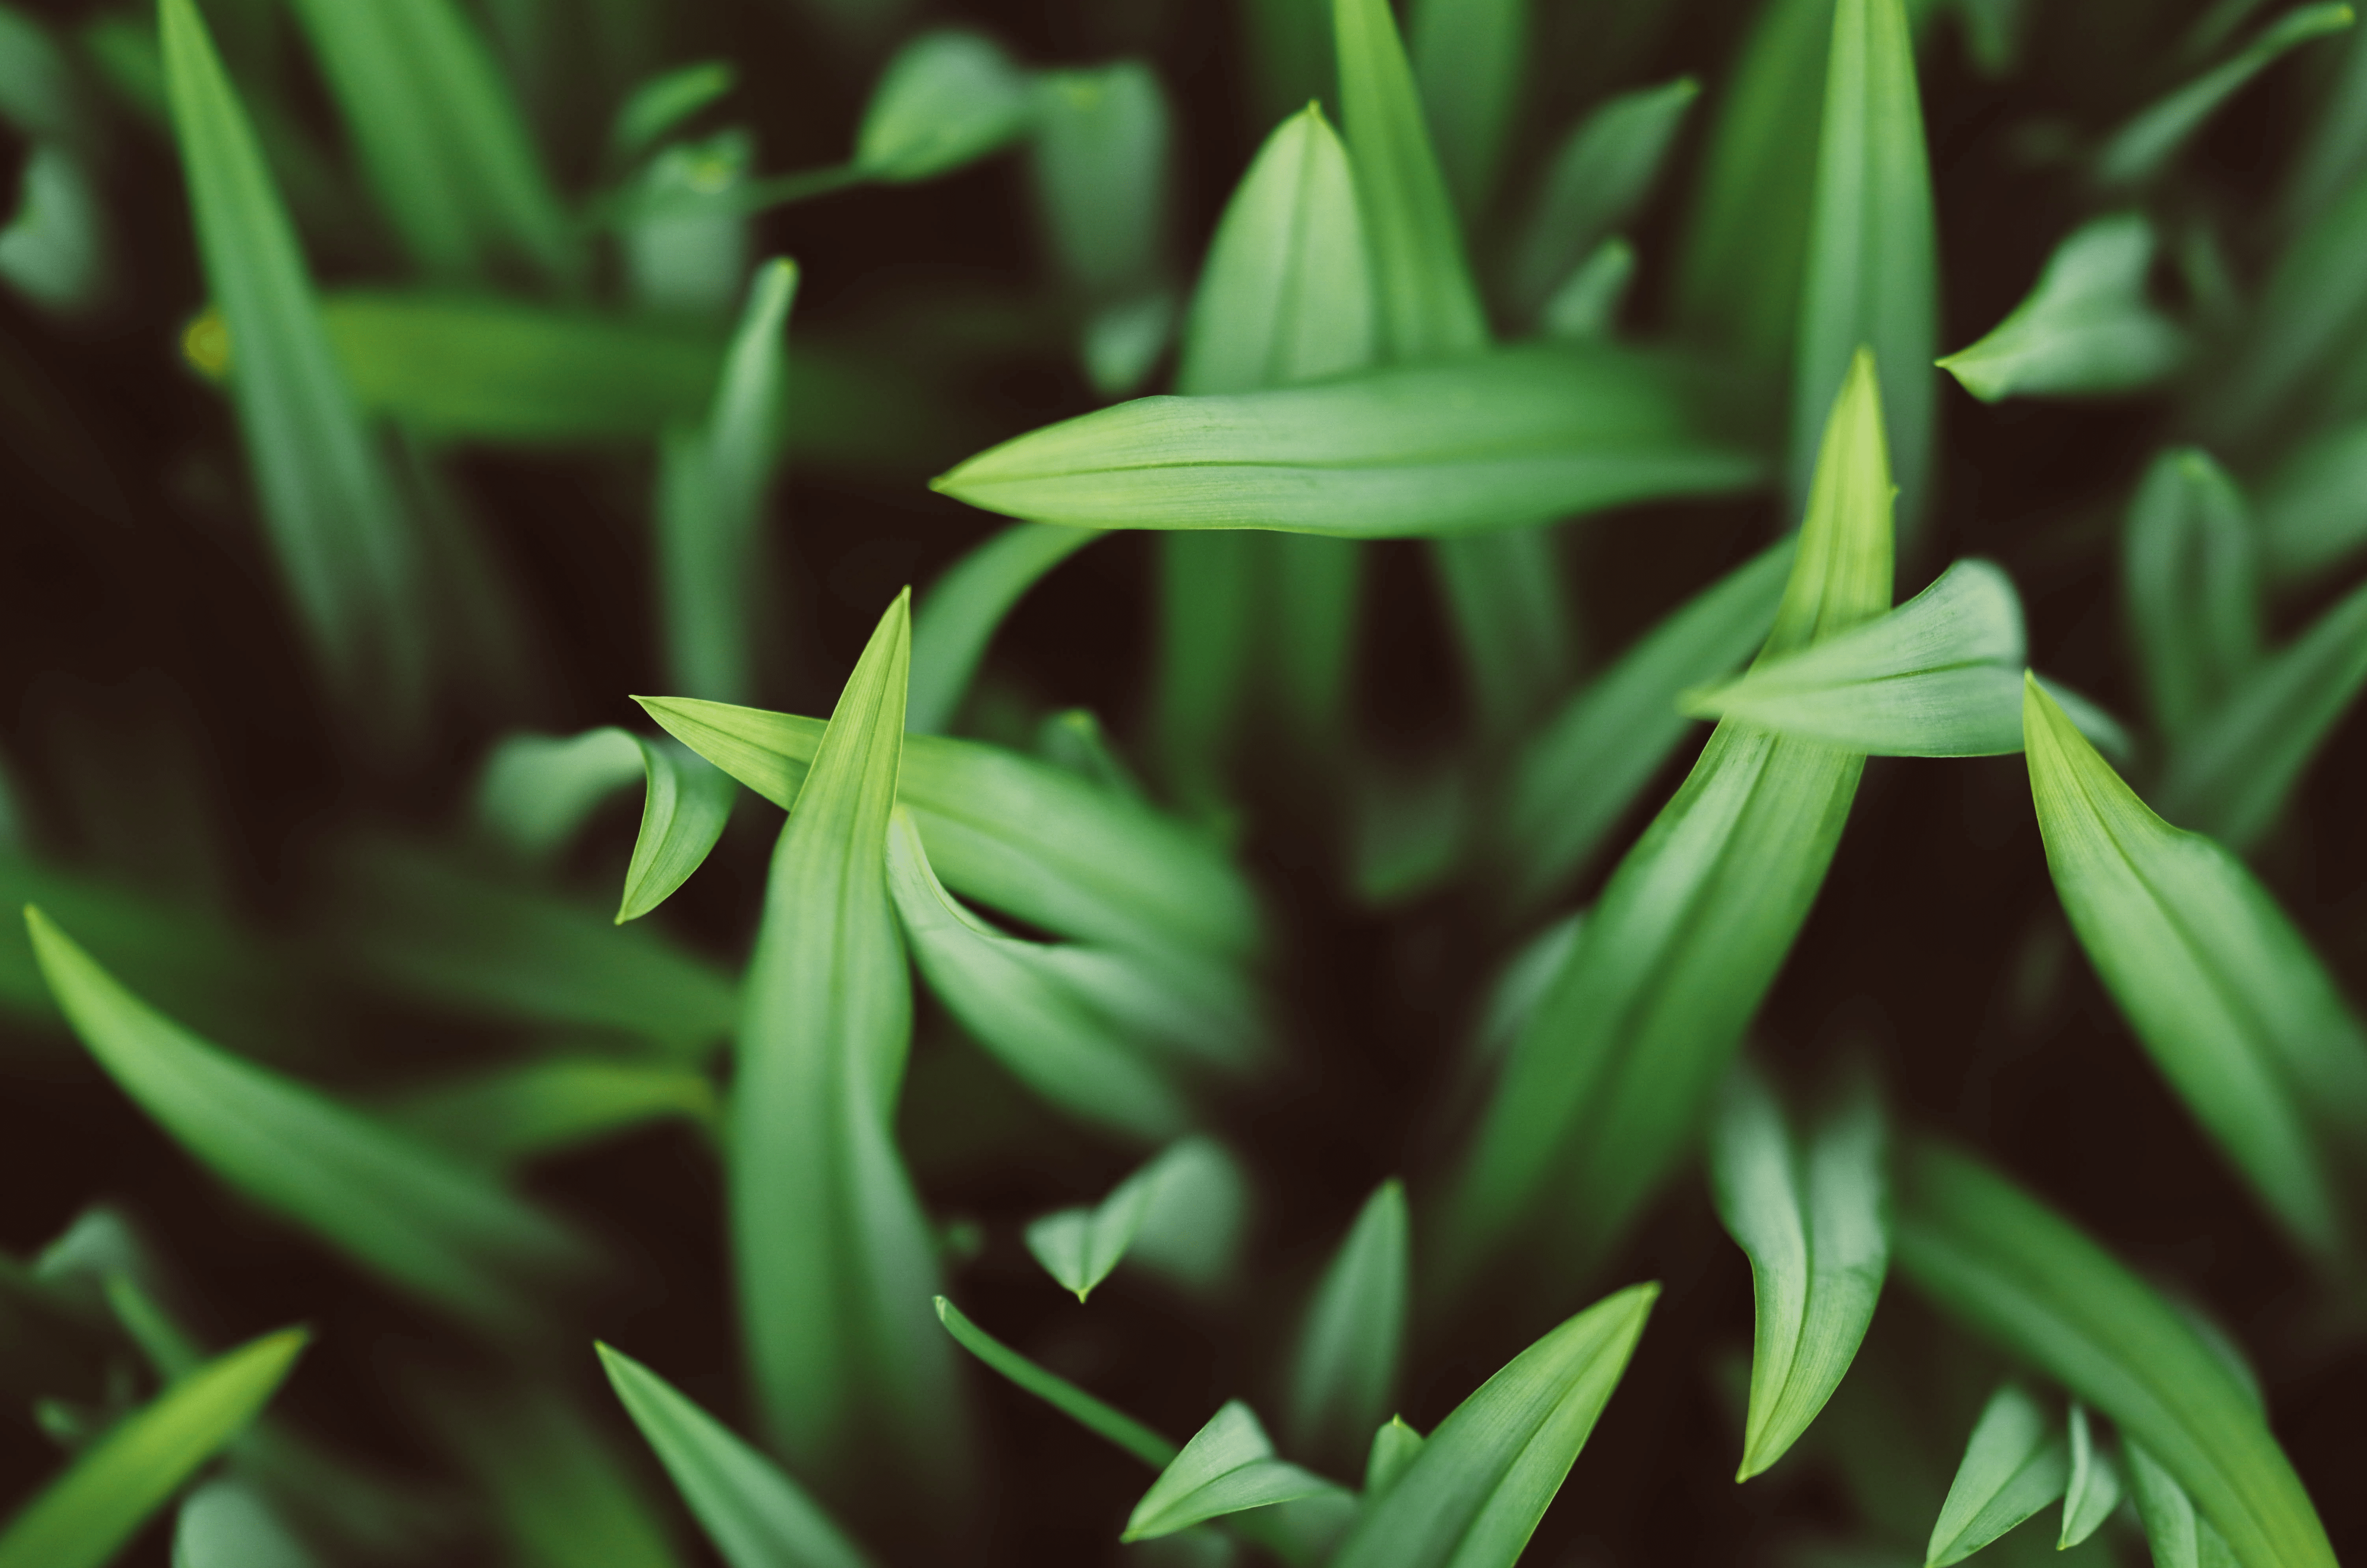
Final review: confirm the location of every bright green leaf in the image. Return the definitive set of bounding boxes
[1925,1384,2069,1567]
[617,737,736,923]
[856,30,1031,183]
[2094,7,2354,191]
[1937,215,2191,402]
[377,1057,717,1165]
[1504,78,1697,325]
[472,727,645,864]
[2122,449,2261,742]
[2061,1405,2123,1550]
[1025,1155,1163,1300]
[1282,1179,1409,1471]
[597,1342,875,1568]
[909,524,1098,733]
[1125,1402,1348,1542]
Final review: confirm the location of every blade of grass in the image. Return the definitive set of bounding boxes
[617,737,736,923]
[0,1326,307,1568]
[2094,7,2355,191]
[2061,1405,2123,1550]
[909,524,1098,734]
[1504,78,1698,327]
[2022,676,2367,1258]
[1893,1139,2337,1568]
[855,30,1032,184]
[28,908,594,1334]
[1937,215,2191,402]
[1925,1384,2068,1567]
[2123,450,2261,743]
[1329,1283,1658,1568]
[596,1343,875,1568]
[1407,0,1528,218]
[1281,1179,1409,1473]
[1124,1402,1348,1542]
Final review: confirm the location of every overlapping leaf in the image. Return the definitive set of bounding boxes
[1505,78,1698,325]
[1938,215,2191,402]
[617,737,736,923]
[1124,1402,1347,1542]
[2061,1404,2123,1550]
[2128,1440,2244,1568]
[1925,1383,2068,1566]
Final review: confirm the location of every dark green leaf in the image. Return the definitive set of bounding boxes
[471,727,644,864]
[2094,7,2354,191]
[377,1058,718,1165]
[1504,78,1697,325]
[2061,1405,2123,1550]
[1407,0,1528,217]
[1281,1179,1409,1471]
[856,30,1031,183]
[910,524,1098,733]
[1031,63,1175,395]
[1925,1384,2068,1567]
[2122,449,2260,743]
[1937,215,2190,402]
[2256,419,2367,581]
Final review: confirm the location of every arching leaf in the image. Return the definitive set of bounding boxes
[1925,1384,2068,1567]
[1124,1402,1347,1542]
[1938,215,2190,401]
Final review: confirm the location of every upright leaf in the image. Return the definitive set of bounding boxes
[1793,0,1937,536]
[1408,0,1528,218]
[1030,62,1175,395]
[1937,215,2191,402]
[1504,78,1698,327]
[909,524,1098,733]
[1281,1179,1409,1471]
[1925,1384,2069,1567]
[1364,1418,1425,1498]
[1328,1283,1658,1568]
[28,910,591,1334]
[1893,1141,2337,1568]
[854,30,1032,184]
[2128,1441,2243,1568]
[2061,1405,2124,1550]
[1025,1154,1163,1300]
[616,737,736,923]
[0,1326,307,1568]
[2022,677,2367,1257]
[1125,1402,1348,1542]
[731,593,969,1521]
[1442,352,1890,1295]
[1714,1062,1889,1481]
[597,1343,875,1568]
[2094,7,2355,191]
[2123,450,2261,742]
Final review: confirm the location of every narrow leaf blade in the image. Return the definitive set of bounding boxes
[1926,1384,2069,1567]
[1282,1178,1410,1469]
[1125,1402,1346,1541]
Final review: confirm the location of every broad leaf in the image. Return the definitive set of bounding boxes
[1893,1140,2338,1568]
[2094,7,2354,190]
[2128,1440,2243,1568]
[855,30,1032,184]
[377,1058,718,1165]
[909,524,1098,733]
[1442,352,1890,1295]
[2061,1404,2123,1550]
[28,910,591,1334]
[1025,1156,1162,1300]
[617,737,736,923]
[1794,0,1937,535]
[2155,573,2367,851]
[1925,1384,2068,1567]
[2122,449,2260,743]
[730,593,968,1518]
[1937,215,2191,401]
[1504,78,1698,325]
[1713,1061,1888,1481]
[1124,1402,1348,1542]
[1282,1179,1409,1470]
[472,727,645,864]
[597,1343,875,1568]
[1328,1282,1658,1568]
[931,344,1762,539]
[0,1326,306,1568]
[935,1296,1177,1468]
[2022,677,2367,1257]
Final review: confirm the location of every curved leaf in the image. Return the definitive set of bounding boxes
[1925,1383,2068,1567]
[1025,1158,1161,1300]
[2128,1440,2243,1568]
[1505,78,1698,325]
[855,30,1032,184]
[2256,419,2367,581]
[2061,1404,2124,1550]
[377,1058,718,1165]
[934,1296,1177,1469]
[472,727,645,863]
[1124,1402,1346,1541]
[1937,215,2190,402]
[617,737,736,923]
[909,524,1098,734]
[1282,1179,1410,1470]
[2094,7,2354,191]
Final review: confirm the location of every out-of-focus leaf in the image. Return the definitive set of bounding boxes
[28,909,593,1334]
[933,344,1762,538]
[0,1326,306,1568]
[2128,1441,2242,1568]
[2061,1405,2123,1550]
[1328,1283,1658,1568]
[856,30,1032,183]
[909,524,1098,734]
[162,0,427,735]
[1032,62,1174,395]
[1937,215,2190,401]
[1489,544,1790,915]
[617,737,735,923]
[1794,0,1937,536]
[2123,449,2261,742]
[1407,0,1528,216]
[1714,1062,1888,1481]
[2023,677,2367,1256]
[1443,354,1890,1293]
[2155,573,2367,850]
[1281,1179,1408,1471]
[935,1295,1178,1467]
[1893,1140,2337,1568]
[637,697,1264,972]
[1504,79,1697,325]
[1126,1137,1255,1296]
[174,1480,320,1568]
[1125,1402,1347,1542]
[2094,7,2354,191]
[1033,709,1148,801]
[0,1247,111,1402]
[1925,1384,2068,1567]
[0,144,107,317]
[1364,1418,1424,1497]
[2256,420,2367,581]
[1154,532,1258,813]
[1541,238,1636,341]
[472,727,644,863]
[612,61,736,159]
[890,811,1202,1143]
[1025,1152,1164,1300]
[732,594,967,1521]
[378,1058,717,1164]
[597,1343,874,1568]
[322,834,738,1053]
[1682,559,2027,756]
[283,0,581,285]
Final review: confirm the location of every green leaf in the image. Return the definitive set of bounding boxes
[377,1057,718,1165]
[2094,7,2355,191]
[2127,1441,2242,1568]
[1443,352,1890,1293]
[1925,1384,2069,1567]
[282,0,580,285]
[1124,1137,1255,1296]
[2061,1405,2123,1550]
[28,909,593,1333]
[2122,450,2261,743]
[1282,1179,1409,1471]
[909,524,1098,734]
[471,727,645,864]
[611,61,736,159]
[1794,0,1938,537]
[1682,559,2027,756]
[0,1326,307,1568]
[1025,1154,1164,1300]
[934,1295,1178,1468]
[0,144,107,317]
[596,1343,875,1568]
[1714,1061,1888,1481]
[1031,63,1174,395]
[2154,573,2367,851]
[1541,237,1637,341]
[731,592,967,1518]
[856,29,1031,183]
[1124,1402,1349,1542]
[173,1480,320,1568]
[1504,78,1697,325]
[161,0,427,732]
[1363,1418,1425,1498]
[617,737,736,923]
[1893,1140,2336,1568]
[1489,542,1791,915]
[1937,215,2191,402]
[1407,0,1528,217]
[932,344,1763,538]
[2022,676,2367,1257]
[1328,1282,1658,1568]
[2256,419,2367,581]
